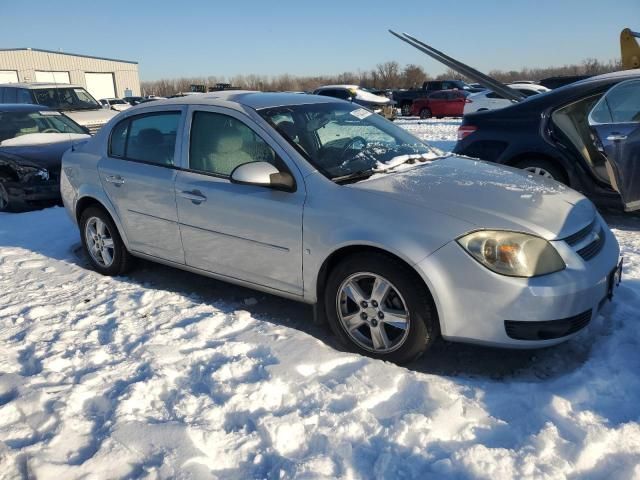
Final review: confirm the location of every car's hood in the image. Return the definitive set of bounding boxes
[63,108,118,125]
[350,156,595,240]
[0,133,90,147]
[0,138,86,170]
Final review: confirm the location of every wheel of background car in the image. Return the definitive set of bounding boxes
[419,108,432,119]
[80,206,132,276]
[324,252,438,364]
[0,178,11,212]
[515,158,568,184]
[401,104,412,116]
[339,136,368,161]
[41,128,61,133]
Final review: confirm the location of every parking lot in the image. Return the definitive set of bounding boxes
[1,118,639,479]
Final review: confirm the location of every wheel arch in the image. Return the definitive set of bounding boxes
[315,244,440,328]
[504,151,573,185]
[74,194,131,248]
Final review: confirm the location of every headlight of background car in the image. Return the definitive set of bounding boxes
[16,165,49,182]
[457,231,565,277]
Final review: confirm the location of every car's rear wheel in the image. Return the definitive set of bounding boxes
[80,206,132,276]
[401,103,412,116]
[324,253,438,364]
[515,158,568,184]
[419,108,432,119]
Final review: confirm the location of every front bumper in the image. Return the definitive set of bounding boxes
[5,179,61,206]
[416,219,620,348]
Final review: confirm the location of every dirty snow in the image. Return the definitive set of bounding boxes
[1,120,639,479]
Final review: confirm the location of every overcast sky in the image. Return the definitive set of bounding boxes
[2,0,637,80]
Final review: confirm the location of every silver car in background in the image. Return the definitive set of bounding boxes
[61,92,621,364]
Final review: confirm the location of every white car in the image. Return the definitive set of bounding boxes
[313,85,397,119]
[99,98,131,112]
[464,83,550,114]
[0,83,118,134]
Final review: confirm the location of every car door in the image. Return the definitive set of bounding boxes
[98,109,186,263]
[427,92,445,116]
[174,106,305,295]
[588,79,640,211]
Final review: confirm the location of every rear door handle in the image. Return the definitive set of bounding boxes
[606,134,627,141]
[179,190,207,203]
[105,175,125,185]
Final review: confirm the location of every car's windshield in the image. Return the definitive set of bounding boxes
[259,102,437,180]
[32,87,101,110]
[0,110,86,143]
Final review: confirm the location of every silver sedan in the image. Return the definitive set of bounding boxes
[61,92,622,363]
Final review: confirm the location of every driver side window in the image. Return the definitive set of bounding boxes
[189,111,283,177]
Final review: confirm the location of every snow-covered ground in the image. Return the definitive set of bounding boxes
[1,120,640,479]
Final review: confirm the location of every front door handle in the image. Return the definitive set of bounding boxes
[606,134,628,142]
[105,175,125,185]
[180,190,207,204]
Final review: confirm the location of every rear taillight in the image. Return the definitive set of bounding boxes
[457,125,477,141]
[465,98,473,103]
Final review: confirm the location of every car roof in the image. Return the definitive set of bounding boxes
[131,91,340,110]
[0,103,51,112]
[0,82,83,89]
[314,85,359,90]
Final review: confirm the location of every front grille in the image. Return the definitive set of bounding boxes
[564,220,596,246]
[562,220,605,261]
[504,309,592,340]
[577,228,605,260]
[85,123,104,135]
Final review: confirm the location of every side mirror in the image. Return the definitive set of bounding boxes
[230,161,295,192]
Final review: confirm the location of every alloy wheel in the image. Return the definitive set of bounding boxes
[85,216,115,267]
[336,272,411,353]
[523,166,554,180]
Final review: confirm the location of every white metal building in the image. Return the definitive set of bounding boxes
[0,48,140,100]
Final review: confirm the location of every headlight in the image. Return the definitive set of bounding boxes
[457,231,565,277]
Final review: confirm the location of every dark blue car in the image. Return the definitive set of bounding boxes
[454,70,640,211]
[0,104,89,211]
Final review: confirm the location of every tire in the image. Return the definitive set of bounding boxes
[401,103,412,117]
[514,158,568,184]
[324,252,438,364]
[80,206,132,276]
[0,177,12,212]
[419,108,432,119]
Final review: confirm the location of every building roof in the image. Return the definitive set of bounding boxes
[0,48,138,65]
[0,82,84,89]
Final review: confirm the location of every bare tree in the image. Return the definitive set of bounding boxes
[375,61,401,89]
[402,64,429,89]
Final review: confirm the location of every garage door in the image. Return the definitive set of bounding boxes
[34,71,70,84]
[85,72,115,100]
[0,70,18,83]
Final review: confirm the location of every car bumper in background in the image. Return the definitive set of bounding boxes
[416,220,621,348]
[5,179,61,206]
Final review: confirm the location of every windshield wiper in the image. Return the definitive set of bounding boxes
[332,169,379,184]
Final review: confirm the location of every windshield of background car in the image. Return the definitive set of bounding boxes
[32,87,101,110]
[259,102,436,179]
[0,110,85,143]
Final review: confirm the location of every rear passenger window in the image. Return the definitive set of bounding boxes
[109,112,180,165]
[4,88,17,103]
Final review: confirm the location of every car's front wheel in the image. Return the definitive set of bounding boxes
[80,206,132,276]
[419,108,432,119]
[324,253,438,364]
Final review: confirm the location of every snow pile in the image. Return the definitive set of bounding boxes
[1,209,640,477]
